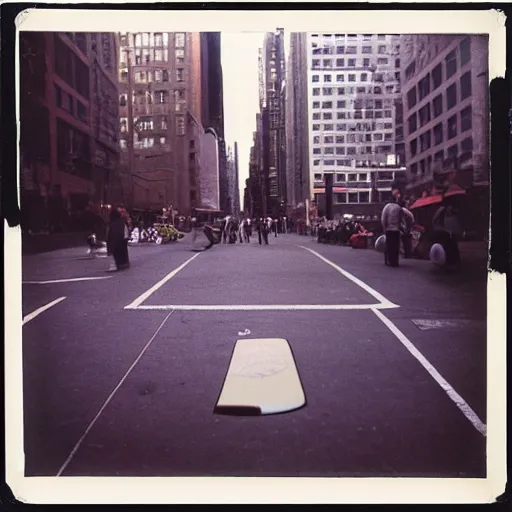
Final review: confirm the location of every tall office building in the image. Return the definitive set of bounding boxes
[285,32,310,209]
[260,29,287,217]
[306,33,406,217]
[400,36,489,193]
[20,31,120,233]
[118,31,214,215]
[200,32,228,213]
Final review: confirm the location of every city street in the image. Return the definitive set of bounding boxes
[22,233,487,478]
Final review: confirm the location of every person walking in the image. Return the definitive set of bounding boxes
[432,200,462,266]
[381,196,403,267]
[401,200,415,259]
[107,208,130,271]
[243,217,252,243]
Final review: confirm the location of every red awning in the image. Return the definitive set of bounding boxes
[410,184,466,209]
[410,195,442,209]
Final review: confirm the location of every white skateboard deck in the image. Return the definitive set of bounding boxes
[215,338,306,416]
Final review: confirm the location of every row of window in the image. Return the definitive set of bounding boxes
[120,89,186,108]
[313,146,393,164]
[312,57,399,69]
[409,106,472,157]
[407,73,472,134]
[409,137,473,176]
[311,34,389,40]
[311,44,391,56]
[313,130,393,144]
[54,35,90,100]
[313,171,396,182]
[312,134,394,149]
[312,85,397,96]
[125,68,184,84]
[406,40,472,109]
[312,71,399,84]
[313,99,394,109]
[312,110,394,126]
[120,32,185,49]
[404,37,471,87]
[55,84,88,124]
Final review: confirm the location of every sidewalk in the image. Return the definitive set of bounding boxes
[22,232,90,255]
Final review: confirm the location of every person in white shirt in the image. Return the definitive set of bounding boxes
[381,196,404,267]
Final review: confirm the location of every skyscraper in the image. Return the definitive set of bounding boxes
[306,33,406,217]
[260,29,287,217]
[285,32,310,209]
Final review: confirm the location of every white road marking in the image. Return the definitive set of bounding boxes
[23,277,113,285]
[22,297,66,325]
[56,310,175,477]
[124,253,201,309]
[300,246,399,309]
[372,308,486,437]
[238,329,251,336]
[411,319,481,330]
[127,303,396,311]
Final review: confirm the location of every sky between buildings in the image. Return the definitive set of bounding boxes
[221,31,290,210]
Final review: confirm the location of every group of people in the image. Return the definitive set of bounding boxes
[381,194,461,268]
[220,216,287,246]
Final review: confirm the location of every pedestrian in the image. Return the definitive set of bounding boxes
[401,200,415,259]
[243,217,252,243]
[273,218,278,238]
[432,200,462,266]
[381,195,403,267]
[107,207,130,271]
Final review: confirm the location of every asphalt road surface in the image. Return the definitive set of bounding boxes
[21,232,487,477]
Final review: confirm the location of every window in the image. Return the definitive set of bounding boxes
[347,173,357,182]
[346,46,357,54]
[324,135,334,143]
[312,124,320,131]
[419,104,431,126]
[314,173,322,181]
[348,74,356,82]
[336,173,345,182]
[313,148,321,155]
[433,94,443,117]
[461,105,472,132]
[322,101,333,108]
[142,33,149,46]
[374,86,382,94]
[336,193,346,204]
[407,88,417,109]
[377,58,388,65]
[384,110,392,118]
[77,101,87,122]
[446,50,457,79]
[460,38,471,67]
[410,139,418,157]
[363,58,370,67]
[324,147,334,155]
[374,133,383,141]
[347,147,356,155]
[337,100,346,108]
[312,75,320,83]
[325,160,335,166]
[408,113,417,134]
[348,59,356,67]
[176,68,184,82]
[461,137,473,152]
[324,75,332,83]
[324,124,334,130]
[313,160,320,166]
[323,59,332,68]
[313,101,320,109]
[323,87,333,95]
[336,59,345,67]
[336,74,345,82]
[348,192,358,203]
[323,113,332,120]
[420,131,431,152]
[359,192,370,203]
[447,114,457,139]
[313,88,320,96]
[154,33,163,46]
[336,147,345,155]
[378,45,386,54]
[432,63,442,90]
[446,83,457,110]
[155,90,168,104]
[337,87,345,94]
[134,34,142,47]
[360,73,368,82]
[395,58,400,69]
[313,113,321,120]
[312,59,320,68]
[418,74,430,101]
[175,33,185,48]
[336,135,345,143]
[162,70,169,82]
[410,163,418,176]
[362,46,372,54]
[336,46,345,54]
[447,144,458,159]
[433,123,443,145]
[460,71,472,99]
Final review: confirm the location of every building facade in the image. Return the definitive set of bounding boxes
[118,31,205,215]
[306,33,406,217]
[400,35,489,197]
[225,143,240,215]
[285,32,310,210]
[198,128,220,210]
[260,29,287,217]
[20,31,120,233]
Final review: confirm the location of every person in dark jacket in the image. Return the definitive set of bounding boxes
[107,208,130,270]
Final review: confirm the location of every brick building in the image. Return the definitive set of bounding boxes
[400,35,489,235]
[20,31,120,233]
